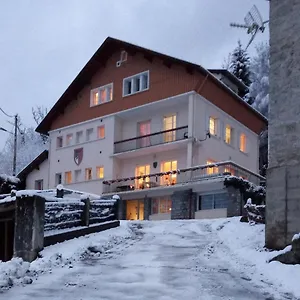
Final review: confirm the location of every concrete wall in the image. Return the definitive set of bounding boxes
[149,213,171,221]
[195,208,227,219]
[25,159,49,190]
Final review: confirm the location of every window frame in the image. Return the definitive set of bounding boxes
[85,168,93,181]
[225,124,233,145]
[96,166,104,179]
[90,83,113,107]
[74,169,82,182]
[34,179,43,190]
[65,171,72,184]
[209,116,218,136]
[206,160,219,175]
[55,173,62,185]
[123,70,150,97]
[66,133,73,146]
[86,128,94,142]
[151,197,172,214]
[56,136,63,148]
[75,131,83,144]
[197,192,229,211]
[239,133,247,153]
[97,125,105,139]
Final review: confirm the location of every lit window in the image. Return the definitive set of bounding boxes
[206,160,219,175]
[56,136,63,148]
[86,128,93,141]
[66,134,73,146]
[76,131,83,144]
[240,133,246,152]
[65,171,72,184]
[152,197,172,214]
[97,125,105,139]
[163,115,176,142]
[135,165,150,189]
[161,161,177,185]
[225,125,232,144]
[96,166,104,179]
[91,83,113,106]
[74,170,81,182]
[123,71,149,96]
[85,168,92,181]
[209,117,217,136]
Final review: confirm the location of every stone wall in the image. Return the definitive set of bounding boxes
[171,189,195,219]
[266,0,300,250]
[143,197,151,220]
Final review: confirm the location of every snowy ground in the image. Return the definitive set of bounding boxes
[1,218,300,300]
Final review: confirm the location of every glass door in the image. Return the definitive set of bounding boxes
[161,161,177,185]
[163,115,176,142]
[138,121,151,148]
[135,165,150,189]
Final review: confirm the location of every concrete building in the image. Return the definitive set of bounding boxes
[24,37,266,220]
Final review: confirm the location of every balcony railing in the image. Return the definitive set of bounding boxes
[114,126,189,154]
[102,161,266,194]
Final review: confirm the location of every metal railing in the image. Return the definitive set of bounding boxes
[114,126,189,153]
[102,161,265,194]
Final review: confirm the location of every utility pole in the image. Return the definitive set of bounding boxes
[13,114,18,176]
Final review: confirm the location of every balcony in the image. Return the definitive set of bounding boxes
[114,126,189,154]
[103,161,266,194]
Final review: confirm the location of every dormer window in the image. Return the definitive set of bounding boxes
[123,71,149,97]
[91,83,113,106]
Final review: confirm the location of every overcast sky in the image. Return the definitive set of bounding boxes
[0,0,269,149]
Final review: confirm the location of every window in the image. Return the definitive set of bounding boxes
[76,131,83,144]
[225,125,232,145]
[97,125,105,139]
[209,117,217,136]
[35,180,43,190]
[91,83,113,106]
[123,71,149,96]
[152,197,172,214]
[161,161,177,185]
[86,128,93,141]
[135,165,150,189]
[206,160,219,175]
[96,166,104,179]
[240,133,247,152]
[85,168,92,181]
[56,136,63,148]
[138,121,151,148]
[198,193,229,210]
[163,115,176,142]
[74,170,81,182]
[66,134,73,146]
[65,171,72,184]
[55,173,62,185]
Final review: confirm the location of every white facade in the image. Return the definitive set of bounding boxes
[25,159,49,190]
[40,91,260,195]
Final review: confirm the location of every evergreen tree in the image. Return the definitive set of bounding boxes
[248,43,270,117]
[230,40,251,87]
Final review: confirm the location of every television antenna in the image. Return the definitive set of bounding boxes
[230,5,269,50]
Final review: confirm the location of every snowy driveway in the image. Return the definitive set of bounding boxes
[2,220,298,300]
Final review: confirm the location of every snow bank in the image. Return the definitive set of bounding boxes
[0,221,132,291]
[213,217,300,298]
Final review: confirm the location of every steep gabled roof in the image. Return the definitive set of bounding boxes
[17,150,48,180]
[36,37,267,134]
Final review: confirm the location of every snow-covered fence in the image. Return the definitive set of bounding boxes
[44,201,85,231]
[89,199,117,225]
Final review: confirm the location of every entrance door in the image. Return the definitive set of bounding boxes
[126,200,144,220]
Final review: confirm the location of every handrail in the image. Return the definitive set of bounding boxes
[114,125,188,144]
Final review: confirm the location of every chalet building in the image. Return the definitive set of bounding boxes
[27,37,266,221]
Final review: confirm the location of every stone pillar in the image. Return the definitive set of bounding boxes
[266,0,300,249]
[171,189,194,219]
[117,199,126,220]
[144,197,151,220]
[81,198,90,226]
[14,194,45,262]
[226,186,242,218]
